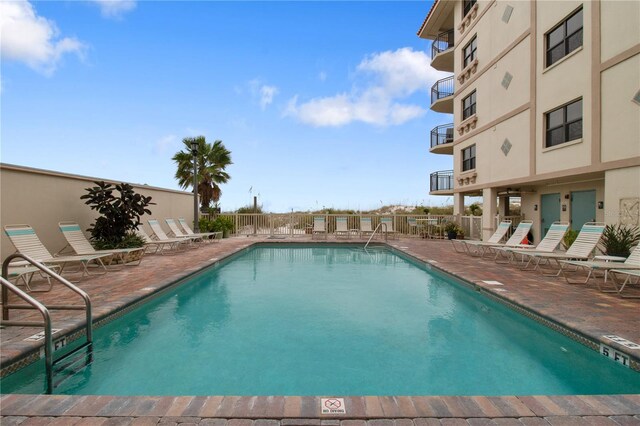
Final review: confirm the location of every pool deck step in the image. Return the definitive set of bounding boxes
[1,394,639,421]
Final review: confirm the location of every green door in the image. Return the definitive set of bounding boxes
[571,190,596,231]
[541,193,561,238]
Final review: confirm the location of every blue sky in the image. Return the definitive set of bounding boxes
[1,0,454,212]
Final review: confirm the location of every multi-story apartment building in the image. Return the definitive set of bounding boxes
[419,0,640,242]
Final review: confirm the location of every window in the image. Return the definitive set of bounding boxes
[462,91,476,120]
[545,99,582,148]
[546,8,583,67]
[463,36,477,68]
[462,145,476,171]
[463,0,477,17]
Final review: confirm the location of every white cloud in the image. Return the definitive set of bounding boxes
[153,134,179,155]
[0,0,86,75]
[248,79,279,110]
[90,0,136,19]
[284,47,448,127]
[318,71,327,82]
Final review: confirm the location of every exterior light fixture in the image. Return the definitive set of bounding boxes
[190,140,200,232]
[598,201,604,209]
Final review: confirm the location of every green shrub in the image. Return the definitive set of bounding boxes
[93,232,146,250]
[601,224,640,257]
[200,216,235,234]
[236,205,263,214]
[563,229,578,249]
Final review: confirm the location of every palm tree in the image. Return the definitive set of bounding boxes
[173,136,232,209]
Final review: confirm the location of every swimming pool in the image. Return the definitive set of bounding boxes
[3,245,640,395]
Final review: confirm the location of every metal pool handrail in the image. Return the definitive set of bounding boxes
[364,222,388,250]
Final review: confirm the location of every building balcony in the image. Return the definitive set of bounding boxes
[430,29,454,72]
[430,123,454,155]
[430,76,454,113]
[430,170,454,195]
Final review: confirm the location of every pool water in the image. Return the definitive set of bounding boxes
[3,245,640,395]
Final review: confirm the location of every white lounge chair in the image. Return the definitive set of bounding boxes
[494,222,569,267]
[312,216,327,239]
[380,217,398,239]
[559,244,640,285]
[165,218,206,245]
[520,222,606,276]
[135,227,189,254]
[148,219,198,249]
[178,218,222,241]
[461,221,532,257]
[608,269,640,298]
[4,224,111,279]
[58,221,145,266]
[5,261,61,292]
[452,220,512,254]
[360,217,375,239]
[335,217,350,239]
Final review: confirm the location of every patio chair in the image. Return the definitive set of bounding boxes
[165,218,206,245]
[335,217,350,239]
[558,244,640,285]
[461,221,532,257]
[58,221,145,266]
[312,216,327,239]
[148,219,198,248]
[608,269,640,298]
[494,222,569,267]
[519,222,605,276]
[178,218,222,241]
[452,220,511,254]
[4,261,61,292]
[380,217,398,239]
[135,227,190,254]
[4,224,111,279]
[407,218,425,238]
[360,217,375,239]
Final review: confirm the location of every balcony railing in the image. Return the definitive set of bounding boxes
[431,29,454,59]
[430,170,454,192]
[430,123,454,149]
[431,76,454,105]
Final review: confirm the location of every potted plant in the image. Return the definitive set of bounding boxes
[443,221,461,240]
[601,224,640,257]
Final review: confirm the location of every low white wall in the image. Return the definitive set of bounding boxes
[0,163,193,261]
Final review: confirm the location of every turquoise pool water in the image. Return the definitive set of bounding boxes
[3,245,640,396]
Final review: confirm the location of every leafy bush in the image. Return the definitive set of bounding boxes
[81,181,154,248]
[200,216,235,234]
[563,229,578,249]
[601,224,640,257]
[236,205,263,214]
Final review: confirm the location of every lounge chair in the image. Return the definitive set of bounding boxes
[407,218,425,238]
[165,218,206,244]
[559,244,640,285]
[460,221,532,257]
[360,217,375,239]
[380,217,398,239]
[4,261,61,292]
[608,269,640,298]
[312,216,327,239]
[452,220,511,254]
[519,222,605,276]
[4,224,111,279]
[135,227,189,254]
[58,221,145,266]
[148,219,198,248]
[178,218,222,241]
[494,222,569,267]
[335,217,350,239]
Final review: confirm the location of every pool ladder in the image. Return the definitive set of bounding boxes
[364,222,388,250]
[1,254,94,394]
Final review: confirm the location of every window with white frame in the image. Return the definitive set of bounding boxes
[545,98,582,148]
[462,145,476,171]
[463,36,477,68]
[462,91,476,120]
[546,7,583,67]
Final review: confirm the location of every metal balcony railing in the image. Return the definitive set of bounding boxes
[431,76,454,105]
[430,170,454,192]
[431,29,454,59]
[430,123,454,149]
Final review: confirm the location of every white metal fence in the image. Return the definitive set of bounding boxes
[207,213,520,241]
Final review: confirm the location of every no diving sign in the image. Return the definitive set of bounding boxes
[321,397,346,414]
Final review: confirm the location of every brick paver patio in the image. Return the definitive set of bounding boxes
[1,236,639,423]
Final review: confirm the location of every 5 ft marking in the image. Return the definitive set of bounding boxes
[600,344,630,368]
